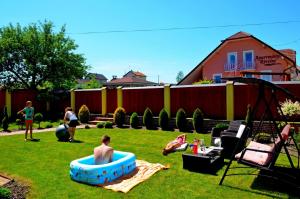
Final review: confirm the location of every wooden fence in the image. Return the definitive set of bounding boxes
[1,81,300,120]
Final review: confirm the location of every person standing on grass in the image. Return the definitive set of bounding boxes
[18,101,34,141]
[64,107,79,142]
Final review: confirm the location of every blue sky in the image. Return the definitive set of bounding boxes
[1,0,300,83]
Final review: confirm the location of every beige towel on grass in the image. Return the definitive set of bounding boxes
[101,160,168,193]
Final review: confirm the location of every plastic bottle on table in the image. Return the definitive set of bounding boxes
[193,139,199,154]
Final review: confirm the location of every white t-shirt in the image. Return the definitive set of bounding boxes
[65,111,77,121]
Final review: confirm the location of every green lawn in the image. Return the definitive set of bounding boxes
[0,128,297,199]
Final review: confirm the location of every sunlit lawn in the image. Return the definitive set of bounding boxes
[0,128,297,199]
[1,120,61,132]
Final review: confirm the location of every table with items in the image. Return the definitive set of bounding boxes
[182,146,224,173]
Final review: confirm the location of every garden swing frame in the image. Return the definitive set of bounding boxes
[219,77,300,187]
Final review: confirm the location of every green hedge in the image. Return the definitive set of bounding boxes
[176,108,187,132]
[143,108,154,130]
[130,112,139,129]
[97,122,105,128]
[104,121,113,129]
[0,187,11,199]
[78,105,90,123]
[113,107,126,127]
[159,108,169,130]
[193,108,204,133]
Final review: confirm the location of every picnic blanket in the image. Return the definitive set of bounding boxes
[101,160,168,193]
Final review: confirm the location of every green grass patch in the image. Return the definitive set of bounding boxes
[1,120,61,131]
[0,128,296,198]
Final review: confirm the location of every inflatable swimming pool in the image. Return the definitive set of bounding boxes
[70,151,136,185]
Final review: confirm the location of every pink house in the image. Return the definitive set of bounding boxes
[179,32,298,84]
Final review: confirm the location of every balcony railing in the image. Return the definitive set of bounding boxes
[224,63,237,71]
[224,61,255,71]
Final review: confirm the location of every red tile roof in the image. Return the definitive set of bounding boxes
[225,31,251,40]
[133,71,146,77]
[278,49,296,62]
[108,76,154,84]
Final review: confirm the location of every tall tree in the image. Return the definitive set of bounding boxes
[0,21,88,90]
[176,71,184,83]
[80,75,102,89]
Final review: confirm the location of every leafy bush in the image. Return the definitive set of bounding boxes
[295,133,300,149]
[215,123,229,130]
[192,108,204,133]
[34,113,44,129]
[78,105,90,123]
[254,132,272,144]
[279,99,300,116]
[143,108,154,130]
[96,122,105,128]
[193,79,213,85]
[16,118,24,130]
[159,109,169,130]
[113,107,126,127]
[85,124,90,129]
[104,121,113,129]
[130,112,139,129]
[176,108,187,132]
[2,106,9,131]
[44,122,53,128]
[0,187,12,199]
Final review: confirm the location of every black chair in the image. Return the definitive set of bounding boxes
[221,120,243,136]
[220,121,244,158]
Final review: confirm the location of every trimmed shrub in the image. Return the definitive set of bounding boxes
[2,106,9,131]
[193,79,213,85]
[78,105,90,123]
[104,121,113,129]
[130,112,139,129]
[16,118,24,130]
[34,113,44,129]
[215,123,229,130]
[97,122,105,128]
[143,108,154,130]
[159,108,169,130]
[254,132,272,144]
[193,108,204,133]
[0,187,12,199]
[176,108,187,132]
[44,122,53,128]
[113,107,126,127]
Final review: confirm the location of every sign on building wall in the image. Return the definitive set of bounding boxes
[256,55,281,66]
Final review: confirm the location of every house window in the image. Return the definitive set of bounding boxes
[243,50,254,69]
[213,74,222,83]
[260,70,272,82]
[227,52,237,67]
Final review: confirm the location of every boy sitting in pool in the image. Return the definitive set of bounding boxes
[94,135,114,165]
[162,134,186,156]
